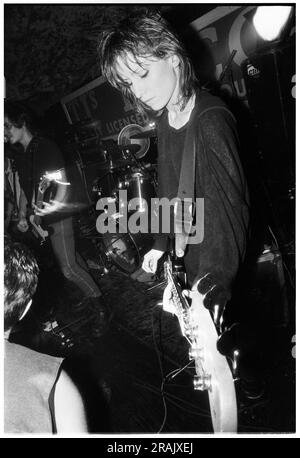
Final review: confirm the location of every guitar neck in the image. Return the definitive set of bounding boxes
[33,186,46,224]
[166,261,190,314]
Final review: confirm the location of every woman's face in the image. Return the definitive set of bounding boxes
[115,52,181,112]
[4,116,25,145]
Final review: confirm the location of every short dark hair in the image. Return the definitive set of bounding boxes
[4,237,39,331]
[97,10,197,113]
[4,100,37,135]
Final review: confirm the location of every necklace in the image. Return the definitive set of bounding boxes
[168,94,196,129]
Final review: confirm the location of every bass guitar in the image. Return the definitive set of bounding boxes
[164,253,238,433]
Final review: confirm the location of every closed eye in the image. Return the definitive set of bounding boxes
[140,71,149,79]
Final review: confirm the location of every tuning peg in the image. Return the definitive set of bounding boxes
[188,345,204,361]
[193,373,212,391]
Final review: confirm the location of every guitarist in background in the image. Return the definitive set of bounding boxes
[4,101,104,306]
[4,154,21,233]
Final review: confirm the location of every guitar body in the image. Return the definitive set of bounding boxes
[164,254,237,433]
[29,213,49,244]
[27,174,52,245]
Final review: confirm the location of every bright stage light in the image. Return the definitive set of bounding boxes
[253,6,293,42]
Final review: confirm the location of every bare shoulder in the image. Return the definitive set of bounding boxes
[54,369,88,433]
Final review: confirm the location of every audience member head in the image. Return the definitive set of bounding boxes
[4,100,38,142]
[4,237,39,332]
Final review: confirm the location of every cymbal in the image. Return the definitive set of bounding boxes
[81,159,128,171]
[118,124,150,159]
[101,144,141,154]
[98,160,129,171]
[130,129,157,139]
[76,119,102,129]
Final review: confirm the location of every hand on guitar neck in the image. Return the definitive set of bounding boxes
[17,216,29,233]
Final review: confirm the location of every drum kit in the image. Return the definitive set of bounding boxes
[81,124,158,275]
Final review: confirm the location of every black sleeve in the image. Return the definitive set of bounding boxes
[186,107,250,302]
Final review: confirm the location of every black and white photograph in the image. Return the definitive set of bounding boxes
[3,2,296,439]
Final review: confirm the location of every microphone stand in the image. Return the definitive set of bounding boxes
[99,149,119,196]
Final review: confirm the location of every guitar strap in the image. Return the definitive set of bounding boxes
[175,94,226,256]
[177,93,218,200]
[177,126,196,201]
[174,126,196,257]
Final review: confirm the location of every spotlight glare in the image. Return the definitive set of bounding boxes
[253,6,293,41]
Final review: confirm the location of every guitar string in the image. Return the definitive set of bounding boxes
[153,262,198,432]
[107,302,207,431]
[151,305,209,432]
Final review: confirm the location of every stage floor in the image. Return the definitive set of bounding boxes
[9,247,295,435]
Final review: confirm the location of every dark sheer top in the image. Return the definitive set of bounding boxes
[154,90,250,299]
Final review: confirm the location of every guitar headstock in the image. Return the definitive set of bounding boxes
[187,285,237,432]
[163,272,237,432]
[184,289,211,387]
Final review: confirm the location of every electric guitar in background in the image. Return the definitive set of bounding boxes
[164,250,238,433]
[28,174,52,245]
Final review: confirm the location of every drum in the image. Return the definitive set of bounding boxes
[101,216,153,274]
[92,170,123,202]
[118,172,156,212]
[95,168,156,274]
[118,124,150,159]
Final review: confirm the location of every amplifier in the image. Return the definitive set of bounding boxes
[254,246,290,327]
